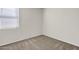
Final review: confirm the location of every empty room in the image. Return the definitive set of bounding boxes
[0,8,79,50]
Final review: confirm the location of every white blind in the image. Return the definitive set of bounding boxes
[0,8,19,29]
[0,8,18,18]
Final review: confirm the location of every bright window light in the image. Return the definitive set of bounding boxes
[0,8,19,29]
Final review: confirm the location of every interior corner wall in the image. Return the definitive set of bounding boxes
[43,8,79,46]
[0,8,43,46]
[1,8,79,47]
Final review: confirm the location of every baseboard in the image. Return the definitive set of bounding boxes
[0,34,42,46]
[43,34,79,47]
[1,34,79,48]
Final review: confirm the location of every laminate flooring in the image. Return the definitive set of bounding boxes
[0,35,79,50]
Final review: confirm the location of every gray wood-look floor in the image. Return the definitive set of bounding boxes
[0,35,79,50]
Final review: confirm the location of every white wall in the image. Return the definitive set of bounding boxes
[43,8,79,46]
[1,8,79,47]
[0,8,43,46]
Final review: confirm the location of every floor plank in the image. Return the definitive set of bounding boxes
[0,35,79,50]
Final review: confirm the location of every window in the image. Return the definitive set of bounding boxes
[0,8,19,29]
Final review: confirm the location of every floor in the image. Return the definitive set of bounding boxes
[0,35,79,50]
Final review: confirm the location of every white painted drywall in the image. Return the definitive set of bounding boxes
[1,8,79,47]
[0,8,43,46]
[43,8,79,46]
